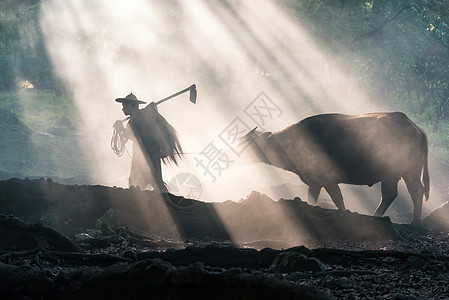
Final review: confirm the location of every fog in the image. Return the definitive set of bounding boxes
[37,0,439,222]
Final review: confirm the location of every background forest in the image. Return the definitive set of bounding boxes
[1,0,449,181]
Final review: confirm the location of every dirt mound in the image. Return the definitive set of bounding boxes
[1,178,449,299]
[0,178,407,244]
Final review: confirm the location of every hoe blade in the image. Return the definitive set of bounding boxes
[190,84,197,104]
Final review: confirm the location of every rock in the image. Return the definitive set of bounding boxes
[121,249,138,262]
[424,261,445,272]
[394,263,408,271]
[73,233,94,241]
[395,294,422,300]
[323,278,356,290]
[0,215,84,253]
[270,248,327,272]
[423,201,449,231]
[405,256,426,268]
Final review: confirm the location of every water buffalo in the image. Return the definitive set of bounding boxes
[243,112,429,223]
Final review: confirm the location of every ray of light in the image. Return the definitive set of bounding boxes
[37,0,433,244]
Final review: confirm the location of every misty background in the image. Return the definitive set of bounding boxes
[1,0,449,220]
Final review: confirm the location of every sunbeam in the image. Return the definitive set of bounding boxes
[37,0,441,242]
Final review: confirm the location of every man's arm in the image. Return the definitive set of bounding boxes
[114,119,128,137]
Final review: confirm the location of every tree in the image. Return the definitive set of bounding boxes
[0,1,65,91]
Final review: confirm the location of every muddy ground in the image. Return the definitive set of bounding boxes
[1,178,449,299]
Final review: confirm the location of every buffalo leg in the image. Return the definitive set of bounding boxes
[403,174,424,224]
[324,185,346,210]
[373,179,399,217]
[307,186,321,204]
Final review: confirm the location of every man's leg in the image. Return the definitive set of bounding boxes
[148,148,168,193]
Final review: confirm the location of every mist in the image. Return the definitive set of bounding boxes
[36,0,443,222]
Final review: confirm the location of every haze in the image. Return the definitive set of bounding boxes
[35,0,443,220]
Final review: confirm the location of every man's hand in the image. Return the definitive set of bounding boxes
[111,119,129,156]
[148,102,158,111]
[113,120,125,131]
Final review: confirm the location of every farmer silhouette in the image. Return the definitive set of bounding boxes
[112,93,182,193]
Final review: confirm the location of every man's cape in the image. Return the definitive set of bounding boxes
[133,106,183,165]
